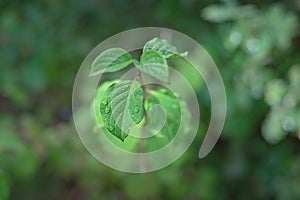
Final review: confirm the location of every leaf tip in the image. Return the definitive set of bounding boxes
[89,71,100,77]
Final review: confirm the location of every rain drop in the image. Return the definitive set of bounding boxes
[105,107,110,114]
[101,98,108,105]
[134,106,140,113]
[108,126,114,131]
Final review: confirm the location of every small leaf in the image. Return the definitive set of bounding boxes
[262,108,287,143]
[134,51,169,83]
[202,5,237,23]
[143,37,186,58]
[264,79,287,107]
[90,48,132,76]
[100,80,144,141]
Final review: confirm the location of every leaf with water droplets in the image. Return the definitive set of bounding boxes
[90,48,133,76]
[100,80,144,141]
[101,98,108,106]
[94,80,120,126]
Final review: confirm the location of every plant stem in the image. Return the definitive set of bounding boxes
[136,69,150,171]
[137,69,149,125]
[145,88,153,94]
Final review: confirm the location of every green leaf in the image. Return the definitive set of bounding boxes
[90,48,133,76]
[134,51,169,83]
[202,5,237,23]
[94,80,120,126]
[143,37,186,58]
[100,80,144,141]
[264,79,287,107]
[201,4,256,23]
[288,65,300,89]
[262,108,287,143]
[145,89,189,140]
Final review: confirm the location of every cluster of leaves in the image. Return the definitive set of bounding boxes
[202,0,300,143]
[91,37,187,141]
[1,0,300,199]
[263,65,300,143]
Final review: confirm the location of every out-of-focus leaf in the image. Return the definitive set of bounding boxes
[0,171,9,200]
[262,108,287,143]
[264,79,287,107]
[288,65,300,89]
[202,4,256,23]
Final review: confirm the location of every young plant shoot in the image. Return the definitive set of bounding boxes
[91,37,187,141]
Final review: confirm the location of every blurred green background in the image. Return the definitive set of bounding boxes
[1,0,300,199]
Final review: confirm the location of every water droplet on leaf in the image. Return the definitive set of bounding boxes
[101,98,108,105]
[134,107,140,113]
[108,126,114,131]
[105,107,110,113]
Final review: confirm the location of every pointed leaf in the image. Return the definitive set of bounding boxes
[100,80,144,141]
[90,48,132,76]
[143,37,187,58]
[134,51,169,83]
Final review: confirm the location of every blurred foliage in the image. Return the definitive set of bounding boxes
[0,0,300,199]
[202,0,300,143]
